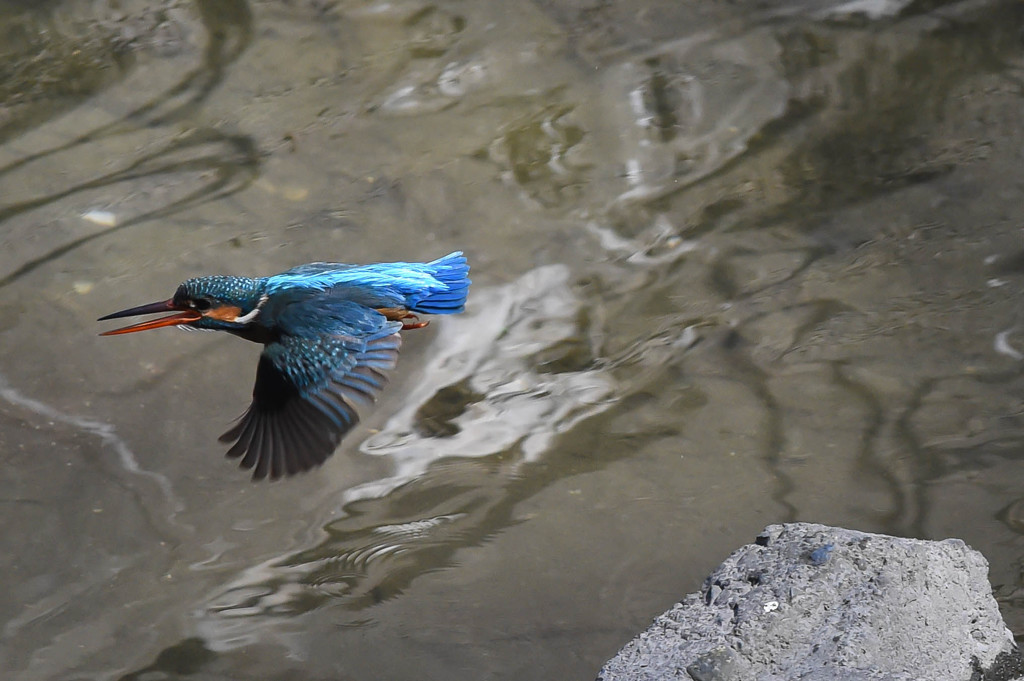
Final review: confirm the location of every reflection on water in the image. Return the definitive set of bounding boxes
[600,29,789,207]
[0,0,256,289]
[364,265,611,467]
[197,266,615,651]
[1,0,1024,679]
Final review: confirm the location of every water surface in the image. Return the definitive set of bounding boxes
[1,0,1023,679]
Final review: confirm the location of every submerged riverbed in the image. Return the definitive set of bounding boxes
[1,1,1023,679]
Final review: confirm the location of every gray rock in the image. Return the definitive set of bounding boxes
[597,523,1023,681]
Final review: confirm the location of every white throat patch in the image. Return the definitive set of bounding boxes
[233,294,268,324]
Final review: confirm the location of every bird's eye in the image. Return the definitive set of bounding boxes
[192,298,213,311]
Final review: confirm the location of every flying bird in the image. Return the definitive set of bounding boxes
[98,252,470,480]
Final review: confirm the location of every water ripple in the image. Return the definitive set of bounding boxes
[194,265,616,651]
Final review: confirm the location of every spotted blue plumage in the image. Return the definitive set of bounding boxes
[98,252,471,480]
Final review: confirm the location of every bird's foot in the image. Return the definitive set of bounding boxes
[401,314,429,330]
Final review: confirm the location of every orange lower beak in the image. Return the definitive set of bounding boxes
[97,299,203,335]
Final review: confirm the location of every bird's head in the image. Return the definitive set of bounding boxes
[98,276,266,335]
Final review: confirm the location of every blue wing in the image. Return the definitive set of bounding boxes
[220,302,402,479]
[264,252,470,315]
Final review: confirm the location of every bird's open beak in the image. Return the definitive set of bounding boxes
[97,299,202,336]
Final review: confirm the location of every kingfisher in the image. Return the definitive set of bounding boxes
[98,252,470,480]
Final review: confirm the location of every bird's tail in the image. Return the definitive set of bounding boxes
[412,251,471,314]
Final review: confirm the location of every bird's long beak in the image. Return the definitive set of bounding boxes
[97,299,202,336]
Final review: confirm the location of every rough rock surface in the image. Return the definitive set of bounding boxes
[597,523,1024,681]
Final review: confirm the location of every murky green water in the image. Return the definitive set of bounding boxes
[2,0,1024,678]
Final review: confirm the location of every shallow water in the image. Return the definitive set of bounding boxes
[1,0,1024,678]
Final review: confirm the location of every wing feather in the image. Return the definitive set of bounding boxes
[220,304,402,480]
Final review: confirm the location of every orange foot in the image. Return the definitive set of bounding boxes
[401,314,429,330]
[377,307,431,330]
